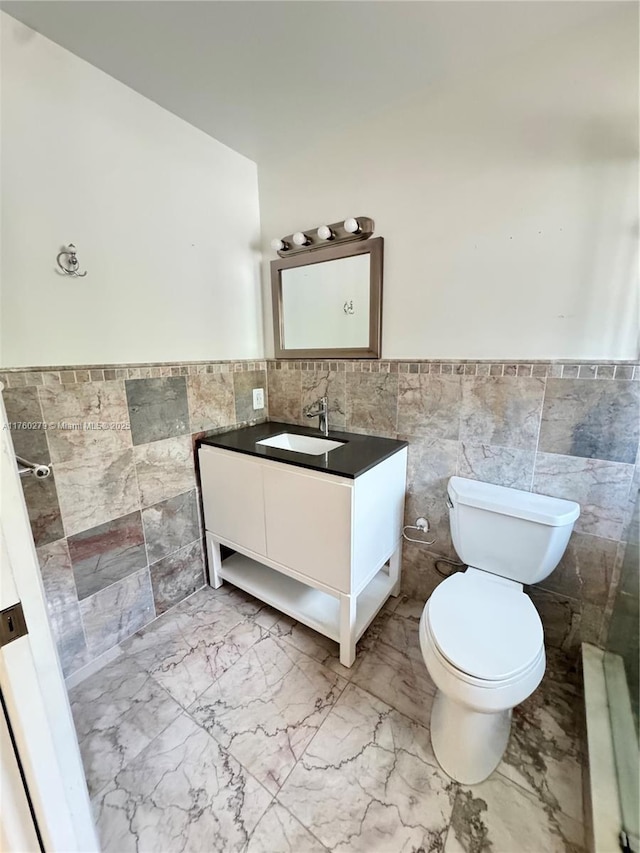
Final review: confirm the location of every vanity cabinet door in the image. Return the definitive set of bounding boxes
[263,464,352,592]
[199,447,267,557]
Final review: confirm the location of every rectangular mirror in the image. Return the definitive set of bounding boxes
[271,237,383,358]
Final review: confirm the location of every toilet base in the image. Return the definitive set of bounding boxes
[430,690,512,784]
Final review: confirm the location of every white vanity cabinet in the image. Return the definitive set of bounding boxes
[199,443,407,666]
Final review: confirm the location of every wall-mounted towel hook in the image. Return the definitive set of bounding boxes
[402,516,436,545]
[56,243,87,277]
[16,455,51,479]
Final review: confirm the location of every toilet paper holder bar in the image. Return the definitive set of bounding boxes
[402,517,436,545]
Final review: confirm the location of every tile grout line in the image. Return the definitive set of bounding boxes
[491,766,587,831]
[267,667,352,803]
[269,800,332,852]
[73,653,185,805]
[129,431,157,635]
[530,373,548,493]
[77,585,588,849]
[163,595,279,713]
[182,602,357,806]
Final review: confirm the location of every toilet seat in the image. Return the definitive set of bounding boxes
[422,609,545,690]
[426,569,544,682]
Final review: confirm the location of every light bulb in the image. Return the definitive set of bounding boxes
[317,225,334,241]
[271,238,286,251]
[293,231,310,246]
[344,218,360,234]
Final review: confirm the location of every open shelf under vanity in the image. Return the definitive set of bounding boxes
[218,551,396,647]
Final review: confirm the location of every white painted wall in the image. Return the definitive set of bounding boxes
[0,13,263,368]
[259,5,639,360]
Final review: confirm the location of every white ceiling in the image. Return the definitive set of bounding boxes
[1,1,617,164]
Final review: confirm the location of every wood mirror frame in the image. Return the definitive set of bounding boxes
[271,236,383,359]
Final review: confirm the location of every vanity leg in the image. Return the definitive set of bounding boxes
[206,533,224,589]
[339,594,357,667]
[389,541,402,597]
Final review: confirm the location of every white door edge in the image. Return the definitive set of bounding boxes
[0,384,99,852]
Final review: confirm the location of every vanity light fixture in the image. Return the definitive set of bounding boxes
[317,225,335,241]
[271,217,374,257]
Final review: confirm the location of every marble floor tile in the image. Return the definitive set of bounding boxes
[92,713,271,853]
[127,585,246,646]
[189,635,347,795]
[444,773,585,853]
[66,584,587,853]
[246,803,328,853]
[122,594,266,707]
[268,613,356,678]
[351,605,437,727]
[278,683,457,852]
[173,584,244,619]
[70,654,182,797]
[498,663,585,824]
[208,580,286,629]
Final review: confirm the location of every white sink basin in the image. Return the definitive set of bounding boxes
[256,433,345,456]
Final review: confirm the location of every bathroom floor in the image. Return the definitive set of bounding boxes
[70,585,587,852]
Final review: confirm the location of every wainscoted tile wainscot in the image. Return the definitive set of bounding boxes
[1,360,267,677]
[1,357,638,676]
[266,358,640,658]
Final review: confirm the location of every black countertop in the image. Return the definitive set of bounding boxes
[197,421,407,479]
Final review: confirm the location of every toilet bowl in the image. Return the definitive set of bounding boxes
[419,569,546,783]
[419,477,579,784]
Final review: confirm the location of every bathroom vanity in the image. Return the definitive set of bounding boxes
[197,422,407,666]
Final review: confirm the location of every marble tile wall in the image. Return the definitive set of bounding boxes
[1,360,267,678]
[267,358,640,653]
[2,356,638,671]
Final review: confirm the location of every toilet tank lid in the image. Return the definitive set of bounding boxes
[448,477,580,527]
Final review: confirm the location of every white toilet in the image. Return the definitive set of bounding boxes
[419,476,580,785]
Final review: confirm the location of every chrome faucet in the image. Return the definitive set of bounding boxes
[305,395,329,436]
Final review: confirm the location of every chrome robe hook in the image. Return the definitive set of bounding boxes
[56,243,87,277]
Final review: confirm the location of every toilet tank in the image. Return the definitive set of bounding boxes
[447,477,580,585]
